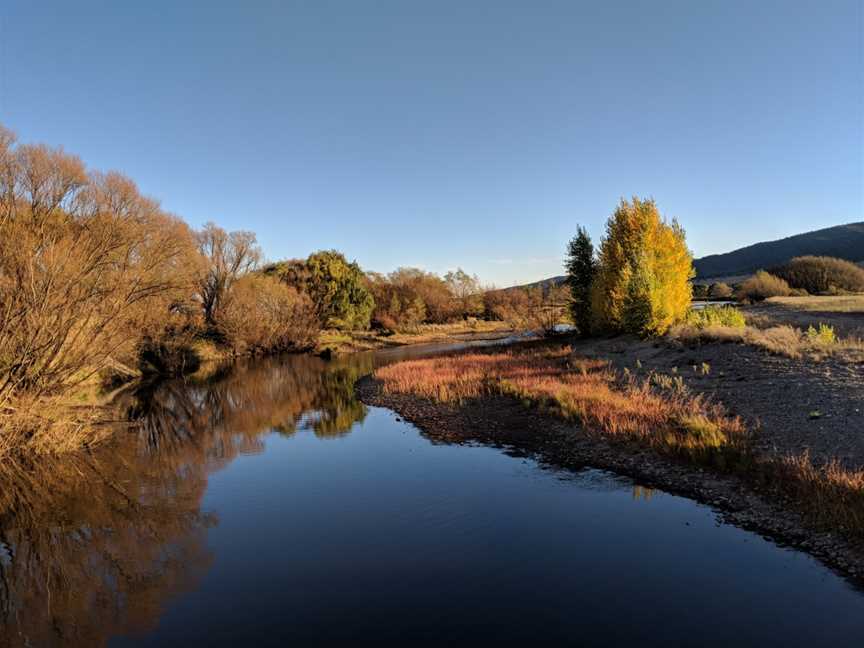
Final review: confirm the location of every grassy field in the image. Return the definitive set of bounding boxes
[766,295,864,312]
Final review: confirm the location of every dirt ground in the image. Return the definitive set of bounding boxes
[571,335,864,469]
[743,296,864,338]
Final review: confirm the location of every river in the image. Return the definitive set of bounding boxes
[0,342,862,646]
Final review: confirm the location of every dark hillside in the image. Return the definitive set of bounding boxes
[694,222,864,279]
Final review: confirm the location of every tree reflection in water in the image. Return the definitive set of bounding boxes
[0,352,373,647]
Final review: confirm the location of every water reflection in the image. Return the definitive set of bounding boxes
[1,343,863,646]
[0,352,374,647]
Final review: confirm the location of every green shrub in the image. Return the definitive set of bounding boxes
[684,305,746,329]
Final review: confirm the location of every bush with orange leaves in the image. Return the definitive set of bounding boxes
[216,275,319,354]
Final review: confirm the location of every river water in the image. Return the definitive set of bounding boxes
[1,343,862,646]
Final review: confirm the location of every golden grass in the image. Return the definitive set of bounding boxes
[318,320,513,354]
[766,295,864,313]
[668,322,864,360]
[376,347,864,539]
[376,347,747,463]
[768,453,864,535]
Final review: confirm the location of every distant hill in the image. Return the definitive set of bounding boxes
[502,222,864,292]
[493,275,566,295]
[693,222,864,279]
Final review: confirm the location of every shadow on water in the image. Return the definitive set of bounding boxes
[0,339,862,646]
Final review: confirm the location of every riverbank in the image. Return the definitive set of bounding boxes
[356,339,864,584]
[315,320,516,355]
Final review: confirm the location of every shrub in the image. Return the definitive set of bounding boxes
[367,267,456,331]
[217,275,320,353]
[684,305,746,329]
[806,323,836,347]
[692,284,709,300]
[708,282,733,299]
[735,271,791,302]
[770,256,864,294]
[591,197,694,336]
[267,251,374,330]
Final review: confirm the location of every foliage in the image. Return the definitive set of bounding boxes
[195,223,261,325]
[735,270,791,302]
[268,251,374,330]
[366,267,455,331]
[806,323,836,347]
[769,256,864,295]
[0,126,201,408]
[565,226,595,335]
[483,285,569,334]
[217,275,319,353]
[692,284,709,300]
[684,305,746,329]
[590,197,694,336]
[444,268,484,318]
[708,282,733,299]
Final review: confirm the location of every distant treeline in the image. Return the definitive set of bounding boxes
[691,255,864,302]
[0,124,565,453]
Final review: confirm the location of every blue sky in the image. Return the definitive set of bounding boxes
[1,1,861,285]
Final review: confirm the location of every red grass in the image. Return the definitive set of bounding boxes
[376,346,864,539]
[376,347,746,460]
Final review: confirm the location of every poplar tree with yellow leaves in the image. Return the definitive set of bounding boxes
[590,197,693,336]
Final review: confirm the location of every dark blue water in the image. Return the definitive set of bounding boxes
[1,347,862,646]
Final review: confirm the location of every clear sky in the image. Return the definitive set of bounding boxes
[1,1,861,285]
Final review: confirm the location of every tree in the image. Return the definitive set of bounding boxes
[275,250,374,330]
[735,271,790,302]
[217,275,319,353]
[590,197,694,336]
[692,284,709,300]
[708,282,733,300]
[769,256,864,294]
[565,226,595,336]
[445,268,483,318]
[195,223,261,326]
[0,128,201,408]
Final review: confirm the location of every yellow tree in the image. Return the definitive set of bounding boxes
[591,197,693,335]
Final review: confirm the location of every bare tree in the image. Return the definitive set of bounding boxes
[194,222,261,325]
[0,128,199,411]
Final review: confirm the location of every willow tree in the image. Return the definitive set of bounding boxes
[590,197,693,336]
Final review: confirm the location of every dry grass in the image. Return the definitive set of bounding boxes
[376,346,864,540]
[669,322,864,360]
[767,295,864,313]
[376,347,748,463]
[768,453,864,536]
[318,320,513,354]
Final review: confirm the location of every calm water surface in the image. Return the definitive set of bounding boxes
[1,343,863,646]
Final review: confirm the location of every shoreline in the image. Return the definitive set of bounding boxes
[356,373,864,588]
